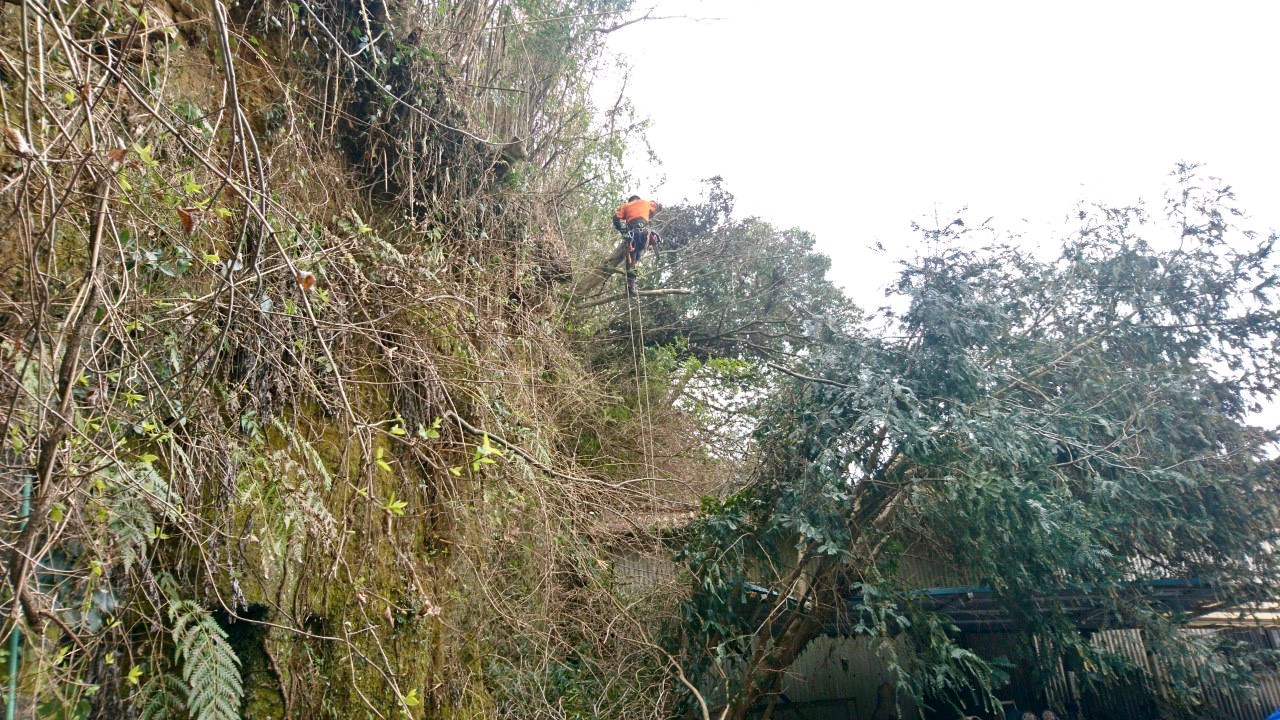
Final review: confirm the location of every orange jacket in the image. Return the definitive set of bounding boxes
[615,199,660,225]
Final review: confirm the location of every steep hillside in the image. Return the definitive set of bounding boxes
[7,0,1280,718]
[0,0,707,717]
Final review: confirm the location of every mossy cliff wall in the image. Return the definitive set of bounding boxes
[0,0,686,717]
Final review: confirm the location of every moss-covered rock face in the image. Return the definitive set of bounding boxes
[0,0,693,716]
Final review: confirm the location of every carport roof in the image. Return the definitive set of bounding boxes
[742,577,1228,635]
[892,578,1220,633]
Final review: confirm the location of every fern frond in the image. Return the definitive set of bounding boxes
[272,417,335,491]
[106,461,181,573]
[136,673,188,720]
[168,600,243,720]
[292,488,339,549]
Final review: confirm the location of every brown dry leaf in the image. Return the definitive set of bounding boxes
[3,127,35,159]
[295,270,316,292]
[176,207,201,235]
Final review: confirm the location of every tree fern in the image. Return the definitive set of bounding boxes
[168,600,242,720]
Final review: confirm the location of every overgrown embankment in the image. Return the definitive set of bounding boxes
[0,0,699,717]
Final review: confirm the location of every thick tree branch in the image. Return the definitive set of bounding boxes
[577,287,693,310]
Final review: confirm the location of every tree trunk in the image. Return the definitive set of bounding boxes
[573,235,629,298]
[719,555,836,720]
[718,482,899,719]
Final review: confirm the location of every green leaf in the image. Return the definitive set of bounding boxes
[132,143,156,167]
[417,418,442,439]
[168,598,242,718]
[384,492,408,516]
[375,447,393,472]
[126,665,143,685]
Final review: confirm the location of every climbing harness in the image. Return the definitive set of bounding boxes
[623,224,645,296]
[623,224,660,297]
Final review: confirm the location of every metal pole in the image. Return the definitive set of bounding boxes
[7,476,31,720]
[5,625,18,720]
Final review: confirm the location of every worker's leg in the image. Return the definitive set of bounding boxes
[625,236,638,297]
[626,228,650,269]
[625,228,650,297]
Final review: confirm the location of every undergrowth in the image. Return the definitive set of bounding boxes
[0,0,695,717]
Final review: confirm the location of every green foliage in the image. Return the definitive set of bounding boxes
[470,433,505,471]
[0,0,657,715]
[272,417,335,492]
[594,180,861,462]
[168,601,243,720]
[643,177,859,361]
[35,696,91,720]
[103,461,181,574]
[485,636,670,720]
[679,167,1280,716]
[136,673,189,720]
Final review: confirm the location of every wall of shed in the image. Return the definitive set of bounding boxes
[610,546,1280,719]
[965,627,1280,720]
[758,635,916,720]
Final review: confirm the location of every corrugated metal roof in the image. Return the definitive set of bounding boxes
[868,578,1221,634]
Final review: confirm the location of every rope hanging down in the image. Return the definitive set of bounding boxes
[626,295,659,513]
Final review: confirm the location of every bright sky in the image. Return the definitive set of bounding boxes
[598,0,1280,310]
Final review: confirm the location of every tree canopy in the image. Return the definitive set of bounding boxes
[638,178,859,362]
[677,167,1280,719]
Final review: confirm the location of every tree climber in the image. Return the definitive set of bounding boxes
[613,195,662,296]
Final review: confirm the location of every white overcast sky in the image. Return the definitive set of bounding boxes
[596,0,1280,310]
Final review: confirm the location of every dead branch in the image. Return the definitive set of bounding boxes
[577,287,692,310]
